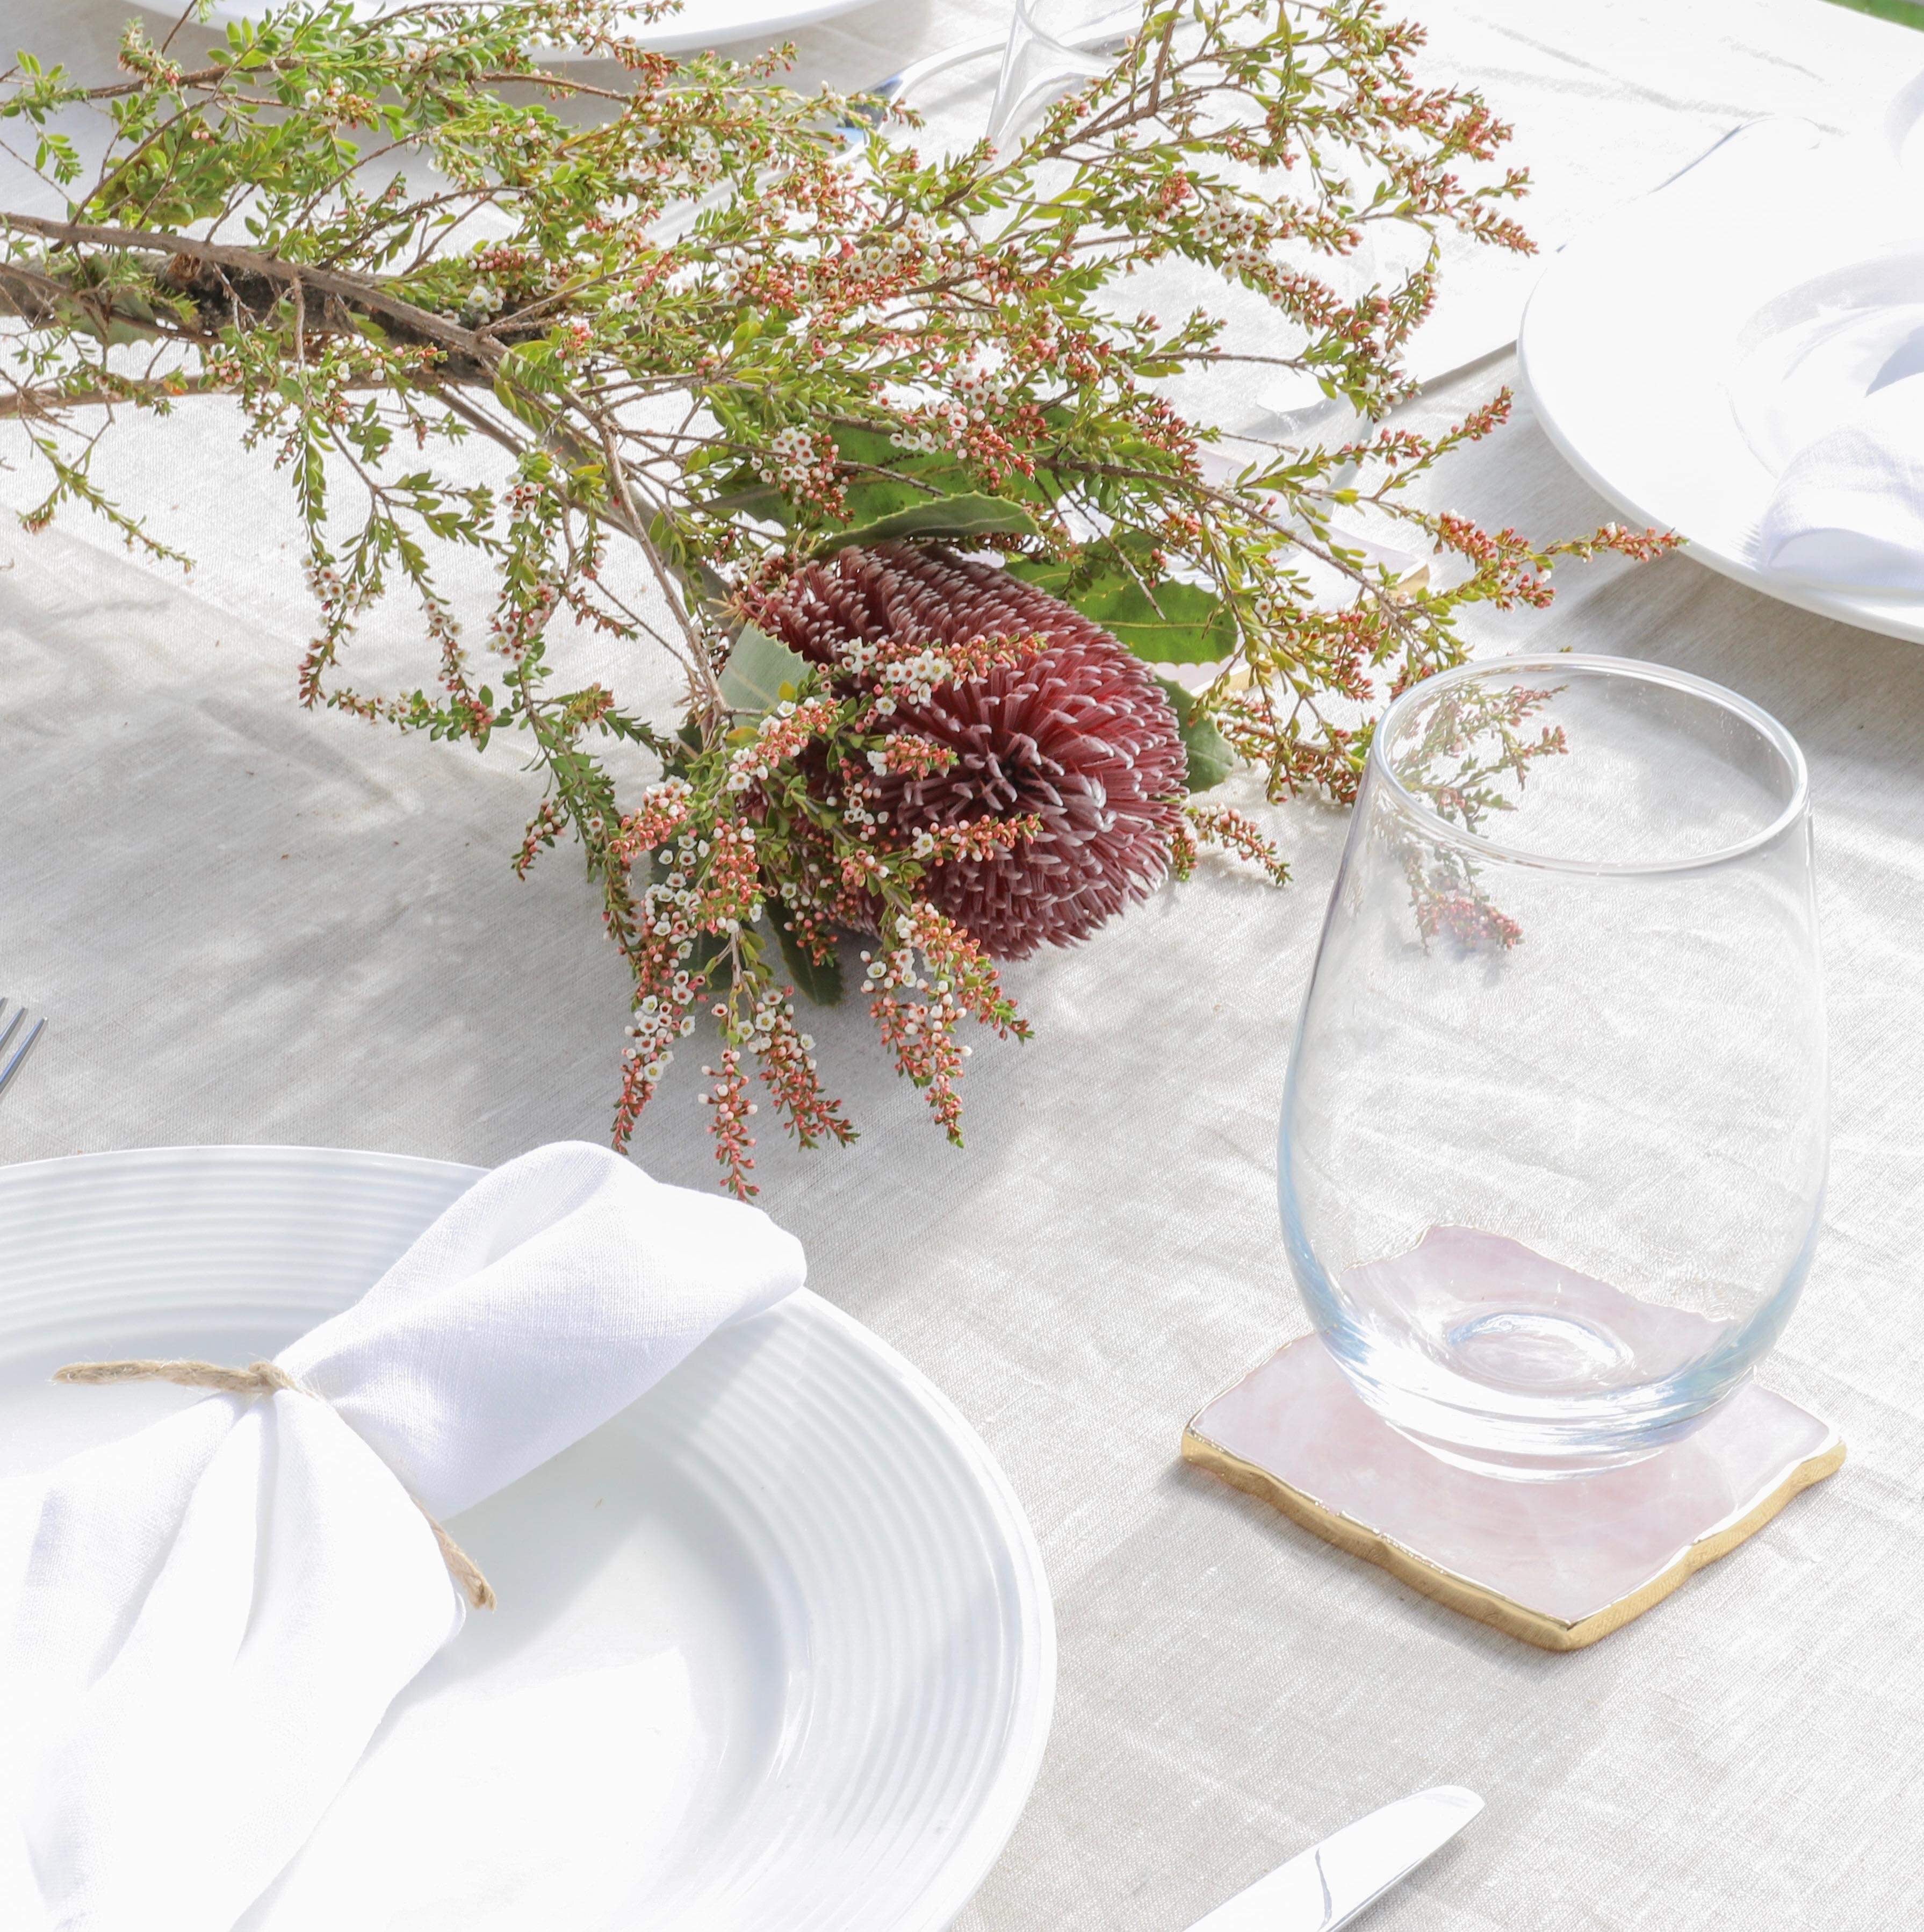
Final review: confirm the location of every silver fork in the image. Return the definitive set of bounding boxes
[0,998,45,1103]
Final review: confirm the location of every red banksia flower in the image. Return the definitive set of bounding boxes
[750,543,1188,957]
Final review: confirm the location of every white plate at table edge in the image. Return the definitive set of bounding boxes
[138,0,882,56]
[0,1144,1055,1932]
[1517,116,1924,648]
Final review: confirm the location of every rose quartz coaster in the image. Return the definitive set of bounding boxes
[1183,1337,1842,1650]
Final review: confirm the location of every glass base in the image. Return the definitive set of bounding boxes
[1182,1334,1842,1650]
[1303,1226,1777,1478]
[1444,1309,1633,1387]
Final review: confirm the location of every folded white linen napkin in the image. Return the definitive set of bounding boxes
[0,1141,805,1932]
[1757,369,1924,591]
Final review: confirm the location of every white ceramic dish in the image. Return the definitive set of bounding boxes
[0,1146,1053,1932]
[601,0,878,53]
[1519,116,1924,644]
[151,0,880,55]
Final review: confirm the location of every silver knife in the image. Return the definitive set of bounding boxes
[1185,1786,1483,1932]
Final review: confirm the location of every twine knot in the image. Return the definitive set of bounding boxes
[52,1356,495,1611]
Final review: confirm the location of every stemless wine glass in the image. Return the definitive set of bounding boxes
[986,0,1144,150]
[1279,655,1826,1478]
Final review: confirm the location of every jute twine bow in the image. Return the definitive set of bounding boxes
[53,1358,496,1610]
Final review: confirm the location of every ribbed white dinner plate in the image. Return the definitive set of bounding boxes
[155,0,880,55]
[1519,116,1924,645]
[0,1146,1053,1932]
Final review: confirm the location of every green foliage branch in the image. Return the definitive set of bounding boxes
[0,0,1669,1191]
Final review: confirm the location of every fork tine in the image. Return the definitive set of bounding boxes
[0,1004,44,1099]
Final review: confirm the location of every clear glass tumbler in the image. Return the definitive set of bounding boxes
[1279,655,1826,1478]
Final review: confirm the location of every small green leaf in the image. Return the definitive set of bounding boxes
[1155,676,1236,793]
[718,623,811,717]
[492,375,550,432]
[815,492,1042,555]
[767,901,843,1007]
[1008,558,1237,664]
[492,344,563,430]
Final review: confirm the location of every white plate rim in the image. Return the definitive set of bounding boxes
[1517,315,1924,647]
[0,1143,1056,1932]
[138,0,882,57]
[1516,122,1924,648]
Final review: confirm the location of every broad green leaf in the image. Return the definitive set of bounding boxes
[705,477,788,525]
[832,427,1051,530]
[1155,676,1237,793]
[1007,558,1237,664]
[814,492,1041,555]
[718,623,811,716]
[767,901,844,1007]
[705,425,1051,539]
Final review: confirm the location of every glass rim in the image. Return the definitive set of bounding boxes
[1368,653,1811,877]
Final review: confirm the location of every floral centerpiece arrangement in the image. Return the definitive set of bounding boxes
[0,0,1666,1192]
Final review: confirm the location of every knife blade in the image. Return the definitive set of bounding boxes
[1184,1786,1483,1932]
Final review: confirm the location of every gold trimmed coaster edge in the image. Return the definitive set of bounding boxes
[1181,1418,1846,1653]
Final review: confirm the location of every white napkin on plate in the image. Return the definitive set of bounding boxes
[0,1141,804,1932]
[1758,369,1924,590]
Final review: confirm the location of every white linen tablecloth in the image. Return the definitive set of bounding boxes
[5,2,1924,1927]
